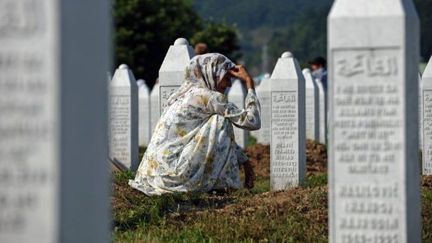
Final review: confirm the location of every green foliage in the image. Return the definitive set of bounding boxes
[113,171,432,242]
[268,4,331,67]
[423,187,432,241]
[193,0,333,74]
[114,0,241,88]
[113,166,328,242]
[194,0,432,74]
[246,135,257,147]
[415,0,432,62]
[114,0,201,87]
[193,0,331,31]
[190,22,241,61]
[305,174,328,188]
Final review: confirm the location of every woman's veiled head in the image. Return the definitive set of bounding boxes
[185,53,235,93]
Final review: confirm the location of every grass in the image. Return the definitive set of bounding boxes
[113,169,328,242]
[114,145,432,242]
[113,173,432,242]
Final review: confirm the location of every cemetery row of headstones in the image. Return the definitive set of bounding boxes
[107,41,329,172]
[108,3,430,242]
[110,3,430,240]
[3,0,429,241]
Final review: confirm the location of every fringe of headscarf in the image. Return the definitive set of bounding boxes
[167,53,235,106]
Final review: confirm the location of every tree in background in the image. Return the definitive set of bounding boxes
[194,0,432,74]
[268,5,330,69]
[415,0,432,62]
[193,0,333,75]
[190,22,241,61]
[268,0,432,68]
[114,0,240,88]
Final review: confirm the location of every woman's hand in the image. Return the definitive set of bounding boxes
[228,65,255,90]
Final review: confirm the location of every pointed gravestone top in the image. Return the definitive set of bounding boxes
[281,51,293,58]
[119,64,129,70]
[328,0,420,241]
[424,56,432,79]
[270,52,306,190]
[112,64,136,86]
[158,38,194,115]
[174,37,189,46]
[109,64,139,171]
[271,52,301,81]
[159,38,194,76]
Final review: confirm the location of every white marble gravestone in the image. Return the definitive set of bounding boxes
[158,38,194,117]
[150,82,160,133]
[419,73,423,150]
[109,64,139,171]
[0,1,110,242]
[270,52,306,191]
[255,73,271,145]
[137,79,151,147]
[228,79,249,148]
[328,0,421,242]
[303,68,319,141]
[316,78,327,144]
[422,57,432,175]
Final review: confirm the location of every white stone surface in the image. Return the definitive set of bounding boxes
[109,64,139,171]
[419,73,423,150]
[269,52,306,191]
[303,68,319,141]
[328,0,421,242]
[423,57,432,175]
[137,79,151,147]
[316,78,327,144]
[150,82,160,133]
[0,1,110,242]
[158,38,194,119]
[228,79,249,148]
[255,73,271,144]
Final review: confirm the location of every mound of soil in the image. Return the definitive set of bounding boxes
[423,175,432,188]
[245,144,270,178]
[189,186,327,219]
[306,139,328,175]
[245,140,328,178]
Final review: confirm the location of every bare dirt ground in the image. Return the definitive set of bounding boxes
[113,140,329,225]
[245,139,328,179]
[112,140,432,242]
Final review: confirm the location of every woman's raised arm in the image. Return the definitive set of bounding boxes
[207,89,261,131]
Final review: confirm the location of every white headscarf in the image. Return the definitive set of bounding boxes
[167,53,235,105]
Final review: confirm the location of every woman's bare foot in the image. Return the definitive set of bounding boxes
[243,160,255,189]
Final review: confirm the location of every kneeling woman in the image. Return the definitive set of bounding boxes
[129,53,261,196]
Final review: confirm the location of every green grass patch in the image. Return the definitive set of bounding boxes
[247,135,257,147]
[305,173,327,188]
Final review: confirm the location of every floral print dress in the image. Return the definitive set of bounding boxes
[129,53,261,196]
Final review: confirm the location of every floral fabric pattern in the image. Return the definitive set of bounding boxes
[129,53,261,196]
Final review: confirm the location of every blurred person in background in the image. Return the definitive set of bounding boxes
[194,42,209,55]
[309,56,327,92]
